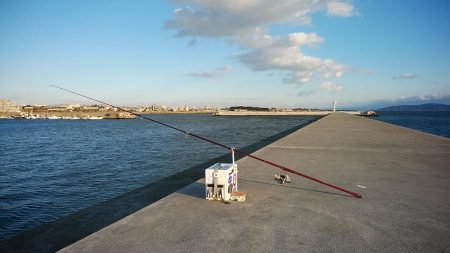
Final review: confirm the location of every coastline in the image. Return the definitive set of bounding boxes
[140,111,214,115]
[0,111,216,120]
[0,111,135,120]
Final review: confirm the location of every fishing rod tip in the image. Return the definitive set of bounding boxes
[50,84,64,90]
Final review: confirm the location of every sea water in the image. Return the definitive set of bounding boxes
[375,111,450,138]
[0,114,314,240]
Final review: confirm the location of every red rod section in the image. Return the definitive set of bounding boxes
[51,85,362,198]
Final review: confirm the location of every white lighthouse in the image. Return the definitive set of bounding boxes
[332,101,337,112]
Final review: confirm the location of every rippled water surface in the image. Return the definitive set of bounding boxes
[375,111,450,138]
[0,114,315,240]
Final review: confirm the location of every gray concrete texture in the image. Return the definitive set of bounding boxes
[59,113,450,253]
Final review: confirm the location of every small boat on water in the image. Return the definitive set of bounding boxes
[88,116,103,120]
[360,110,378,117]
[48,115,62,120]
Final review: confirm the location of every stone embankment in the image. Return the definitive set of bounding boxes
[0,111,135,119]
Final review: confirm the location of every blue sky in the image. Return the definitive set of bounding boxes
[0,0,449,109]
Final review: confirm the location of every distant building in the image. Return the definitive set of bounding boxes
[67,104,81,110]
[0,99,21,113]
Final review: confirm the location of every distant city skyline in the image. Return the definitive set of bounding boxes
[1,0,449,109]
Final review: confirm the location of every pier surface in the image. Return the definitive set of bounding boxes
[59,113,450,252]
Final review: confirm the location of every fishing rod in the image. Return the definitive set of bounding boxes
[51,85,362,198]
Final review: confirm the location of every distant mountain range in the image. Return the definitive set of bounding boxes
[378,103,450,111]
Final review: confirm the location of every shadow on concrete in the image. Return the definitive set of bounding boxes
[0,118,321,253]
[177,181,205,199]
[238,178,349,197]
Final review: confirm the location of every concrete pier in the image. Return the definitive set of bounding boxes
[59,113,450,252]
[214,110,361,116]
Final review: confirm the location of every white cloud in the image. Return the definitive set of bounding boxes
[283,72,313,84]
[327,1,357,17]
[167,0,358,85]
[392,73,420,80]
[168,1,358,36]
[288,32,325,48]
[187,65,232,78]
[321,81,343,91]
[237,30,345,84]
[166,0,329,37]
[418,94,444,101]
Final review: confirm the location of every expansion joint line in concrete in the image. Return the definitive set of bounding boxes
[51,85,362,198]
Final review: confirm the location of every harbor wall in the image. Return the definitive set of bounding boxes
[214,110,361,116]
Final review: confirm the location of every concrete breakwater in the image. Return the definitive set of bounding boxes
[214,110,361,116]
[56,112,449,252]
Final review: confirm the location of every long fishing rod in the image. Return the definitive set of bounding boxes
[51,85,362,198]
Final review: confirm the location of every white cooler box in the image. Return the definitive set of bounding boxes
[205,163,238,201]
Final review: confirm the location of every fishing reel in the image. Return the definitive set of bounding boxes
[274,174,291,184]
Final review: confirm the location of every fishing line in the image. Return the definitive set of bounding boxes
[51,85,362,198]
